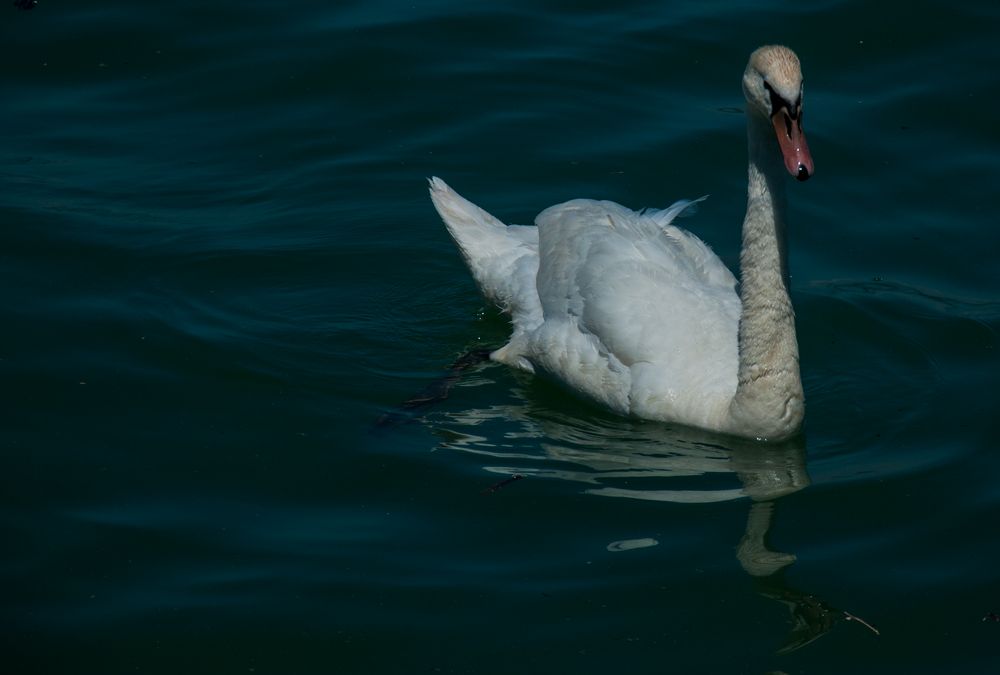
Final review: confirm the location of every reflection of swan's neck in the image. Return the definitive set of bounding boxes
[736,500,796,577]
[728,111,805,439]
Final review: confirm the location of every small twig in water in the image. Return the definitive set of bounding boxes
[482,474,524,495]
[844,611,880,635]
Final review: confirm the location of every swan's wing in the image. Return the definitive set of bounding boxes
[429,178,542,331]
[534,198,737,325]
[532,199,741,418]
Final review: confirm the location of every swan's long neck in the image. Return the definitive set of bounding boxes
[727,111,804,439]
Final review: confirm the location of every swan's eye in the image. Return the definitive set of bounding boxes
[763,81,798,120]
[763,81,782,114]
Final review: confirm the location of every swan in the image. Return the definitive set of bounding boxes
[428,45,813,441]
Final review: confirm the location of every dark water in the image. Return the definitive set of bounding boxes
[3,2,999,673]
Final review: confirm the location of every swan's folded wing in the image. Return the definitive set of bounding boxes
[534,199,740,416]
[534,198,738,330]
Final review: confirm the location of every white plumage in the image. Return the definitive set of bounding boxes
[430,46,814,441]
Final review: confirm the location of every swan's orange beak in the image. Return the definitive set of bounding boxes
[772,106,813,181]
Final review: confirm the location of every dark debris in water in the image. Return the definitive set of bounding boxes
[983,612,1000,622]
[844,610,880,635]
[373,348,494,429]
[14,0,38,10]
[482,474,524,495]
[759,579,880,655]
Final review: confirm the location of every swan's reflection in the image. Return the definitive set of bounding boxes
[436,395,808,510]
[433,392,855,653]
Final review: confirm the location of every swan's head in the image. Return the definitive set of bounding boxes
[743,45,814,181]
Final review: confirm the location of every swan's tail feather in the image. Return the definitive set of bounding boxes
[429,177,509,242]
[428,177,539,322]
[643,195,710,229]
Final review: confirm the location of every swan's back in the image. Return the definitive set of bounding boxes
[430,177,742,428]
[530,198,741,425]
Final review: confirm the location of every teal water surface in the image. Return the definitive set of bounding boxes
[3,1,1000,673]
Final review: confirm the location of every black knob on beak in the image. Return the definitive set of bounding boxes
[796,164,811,182]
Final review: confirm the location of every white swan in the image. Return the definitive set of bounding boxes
[429,45,814,441]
